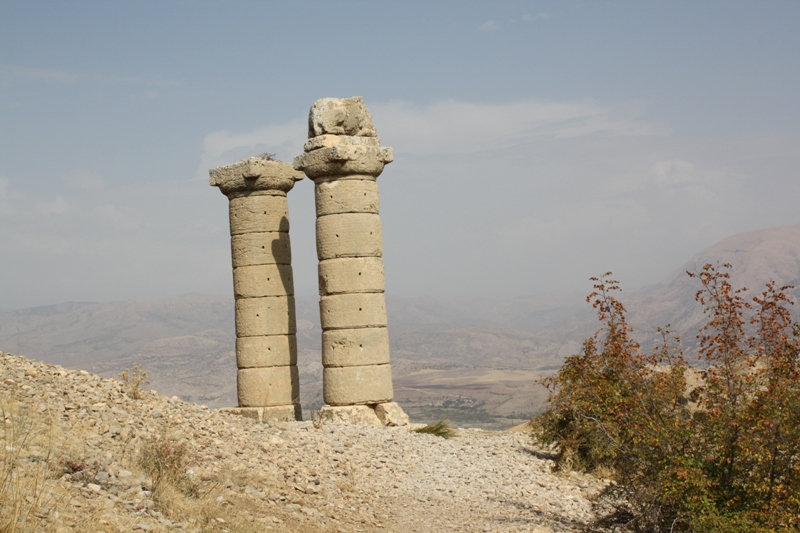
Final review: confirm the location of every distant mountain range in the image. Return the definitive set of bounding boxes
[628,223,800,353]
[2,223,798,428]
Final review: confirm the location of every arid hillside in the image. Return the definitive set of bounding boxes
[2,224,798,428]
[0,295,584,429]
[1,352,607,533]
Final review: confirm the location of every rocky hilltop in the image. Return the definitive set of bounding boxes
[1,352,607,533]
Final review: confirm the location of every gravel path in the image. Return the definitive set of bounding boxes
[1,352,608,532]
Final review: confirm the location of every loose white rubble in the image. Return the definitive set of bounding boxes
[1,352,610,532]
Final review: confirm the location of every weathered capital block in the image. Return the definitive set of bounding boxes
[295,97,407,425]
[210,157,301,195]
[210,157,304,422]
[294,145,393,179]
[307,97,378,138]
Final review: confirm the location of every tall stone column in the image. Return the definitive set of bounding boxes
[294,97,408,427]
[210,156,304,423]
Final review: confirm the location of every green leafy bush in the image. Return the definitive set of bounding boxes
[533,265,800,532]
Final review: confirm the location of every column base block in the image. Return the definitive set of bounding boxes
[219,404,302,423]
[317,402,408,427]
[318,405,382,426]
[374,402,409,426]
[323,364,393,405]
[238,366,300,407]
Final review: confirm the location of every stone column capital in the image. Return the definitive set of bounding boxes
[294,96,393,180]
[210,157,304,196]
[293,144,393,180]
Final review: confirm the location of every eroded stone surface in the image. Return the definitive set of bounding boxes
[262,403,303,423]
[236,335,297,369]
[220,405,302,423]
[228,194,290,235]
[231,232,292,267]
[323,364,393,406]
[304,133,381,152]
[375,402,410,427]
[318,257,385,295]
[319,293,387,330]
[307,96,377,138]
[210,157,303,195]
[317,404,382,426]
[322,327,390,367]
[293,145,393,179]
[218,406,263,421]
[315,179,380,216]
[316,213,383,260]
[233,264,294,298]
[237,366,300,407]
[235,296,297,337]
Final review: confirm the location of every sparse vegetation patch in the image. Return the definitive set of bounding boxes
[533,264,800,532]
[118,363,150,400]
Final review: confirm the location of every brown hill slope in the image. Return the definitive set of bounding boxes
[628,224,800,352]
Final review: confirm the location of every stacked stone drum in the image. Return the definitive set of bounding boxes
[295,97,408,426]
[209,157,304,422]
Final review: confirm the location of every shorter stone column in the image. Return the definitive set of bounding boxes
[295,97,408,427]
[210,156,303,423]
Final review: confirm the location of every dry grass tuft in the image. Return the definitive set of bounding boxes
[0,390,287,533]
[413,419,459,439]
[118,364,150,400]
[0,393,63,533]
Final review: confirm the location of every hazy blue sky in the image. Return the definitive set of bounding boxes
[1,1,799,309]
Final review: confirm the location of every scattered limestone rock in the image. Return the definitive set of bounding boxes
[0,351,610,532]
[375,401,410,427]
